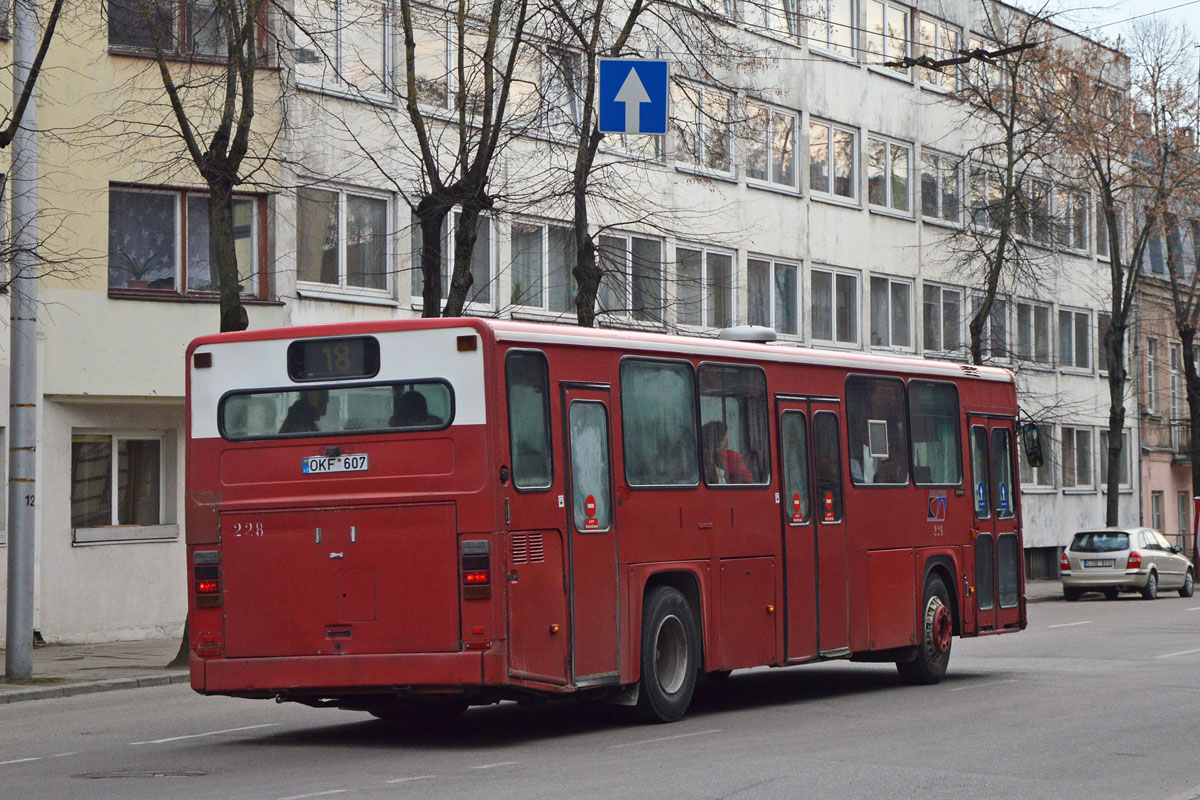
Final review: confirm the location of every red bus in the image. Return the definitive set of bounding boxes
[185,318,1029,723]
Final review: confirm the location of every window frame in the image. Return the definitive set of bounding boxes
[508,218,577,315]
[743,101,800,192]
[869,273,914,350]
[916,14,959,90]
[1056,187,1089,253]
[107,0,267,61]
[596,232,664,323]
[804,0,856,59]
[743,0,800,41]
[675,245,736,330]
[920,150,961,224]
[1018,421,1054,489]
[411,209,496,311]
[808,118,858,203]
[70,430,175,544]
[672,82,734,177]
[1098,428,1131,491]
[747,255,801,337]
[1057,307,1092,373]
[866,135,912,214]
[864,0,911,78]
[810,264,860,346]
[922,282,963,355]
[297,183,393,300]
[108,184,267,301]
[971,294,1009,363]
[1014,299,1052,366]
[1061,425,1094,491]
[294,0,391,101]
[1146,336,1159,414]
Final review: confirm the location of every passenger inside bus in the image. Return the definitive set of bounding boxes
[390,388,442,428]
[279,389,329,434]
[702,420,753,484]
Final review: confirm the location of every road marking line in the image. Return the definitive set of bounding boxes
[386,776,436,784]
[607,729,721,749]
[277,791,347,800]
[950,679,1017,692]
[1048,621,1093,629]
[1157,647,1200,659]
[0,757,41,766]
[130,723,279,745]
[470,761,519,770]
[1188,606,1200,611]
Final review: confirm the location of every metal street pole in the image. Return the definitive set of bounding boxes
[5,0,40,681]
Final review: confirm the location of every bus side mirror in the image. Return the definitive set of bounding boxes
[1022,423,1044,468]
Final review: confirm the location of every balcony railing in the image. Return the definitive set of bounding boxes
[1171,420,1192,460]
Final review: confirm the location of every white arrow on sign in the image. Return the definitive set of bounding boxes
[614,67,651,134]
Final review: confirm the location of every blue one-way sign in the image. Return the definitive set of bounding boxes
[598,58,669,136]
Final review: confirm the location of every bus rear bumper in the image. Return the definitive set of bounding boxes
[195,650,505,696]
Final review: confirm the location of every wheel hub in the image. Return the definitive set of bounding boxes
[925,597,952,655]
[654,614,687,695]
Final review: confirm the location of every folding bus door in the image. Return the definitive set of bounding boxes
[811,403,849,656]
[562,384,621,686]
[776,399,817,662]
[968,416,1023,632]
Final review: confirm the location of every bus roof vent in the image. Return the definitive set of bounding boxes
[718,326,777,343]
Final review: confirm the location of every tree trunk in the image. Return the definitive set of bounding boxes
[209,178,248,333]
[1103,321,1126,526]
[415,196,452,318]
[571,129,604,328]
[1182,325,1200,569]
[444,201,482,317]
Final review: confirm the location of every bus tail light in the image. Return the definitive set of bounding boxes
[461,539,491,600]
[193,559,222,608]
[1060,552,1071,572]
[1127,551,1142,569]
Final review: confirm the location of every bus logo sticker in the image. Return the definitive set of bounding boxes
[791,492,804,523]
[822,492,835,523]
[927,491,947,522]
[302,454,369,474]
[584,494,599,530]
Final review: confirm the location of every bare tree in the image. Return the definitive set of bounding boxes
[135,0,272,333]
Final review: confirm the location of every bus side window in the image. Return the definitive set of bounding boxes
[780,411,811,524]
[697,363,770,486]
[909,381,963,485]
[505,350,553,490]
[620,359,699,487]
[991,427,1015,520]
[812,411,843,523]
[845,375,909,486]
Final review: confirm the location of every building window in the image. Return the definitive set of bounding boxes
[294,0,388,97]
[673,84,732,174]
[411,17,450,107]
[920,151,960,223]
[804,0,854,56]
[1061,426,1093,489]
[540,49,583,136]
[744,103,798,189]
[1015,301,1051,364]
[811,266,858,345]
[867,136,910,212]
[917,15,958,89]
[870,275,912,349]
[1097,312,1112,373]
[1146,337,1159,413]
[1170,343,1183,422]
[809,120,856,200]
[1057,308,1091,371]
[108,186,263,296]
[923,283,962,354]
[1099,429,1131,489]
[1056,188,1088,252]
[510,220,574,314]
[1016,178,1052,245]
[597,234,664,322]
[748,257,800,336]
[1152,490,1164,530]
[297,186,389,294]
[71,433,165,533]
[972,295,1009,361]
[745,0,797,38]
[1019,422,1054,488]
[108,0,229,57]
[411,211,494,308]
[969,167,1003,229]
[1178,491,1189,538]
[865,0,909,75]
[677,247,734,329]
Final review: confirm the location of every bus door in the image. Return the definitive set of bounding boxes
[811,402,849,656]
[967,416,1023,632]
[776,398,816,662]
[562,384,620,685]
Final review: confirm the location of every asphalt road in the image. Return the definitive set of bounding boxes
[2,595,1198,800]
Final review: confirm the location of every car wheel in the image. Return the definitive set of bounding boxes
[1063,586,1082,602]
[1141,570,1158,600]
[1180,570,1195,598]
[1104,588,1118,601]
[897,575,953,685]
[636,586,699,723]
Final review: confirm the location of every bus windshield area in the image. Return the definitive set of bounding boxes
[219,381,453,440]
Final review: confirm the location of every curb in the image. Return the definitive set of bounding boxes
[0,672,190,705]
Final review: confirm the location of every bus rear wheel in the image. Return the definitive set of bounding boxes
[896,575,953,685]
[636,586,699,723]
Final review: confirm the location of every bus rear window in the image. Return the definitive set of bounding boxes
[219,381,453,440]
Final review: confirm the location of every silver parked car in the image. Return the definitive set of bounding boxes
[1060,527,1195,601]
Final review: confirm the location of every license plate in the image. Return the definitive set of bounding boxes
[1083,559,1114,568]
[302,454,369,474]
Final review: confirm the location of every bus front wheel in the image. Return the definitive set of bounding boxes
[896,575,953,685]
[636,586,699,723]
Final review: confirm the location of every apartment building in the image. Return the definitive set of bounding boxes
[0,0,1135,642]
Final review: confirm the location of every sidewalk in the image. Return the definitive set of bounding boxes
[0,637,188,705]
[0,581,1063,706]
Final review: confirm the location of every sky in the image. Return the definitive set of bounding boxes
[1052,0,1200,43]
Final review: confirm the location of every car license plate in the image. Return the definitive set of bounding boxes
[1083,559,1114,568]
[302,454,368,474]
